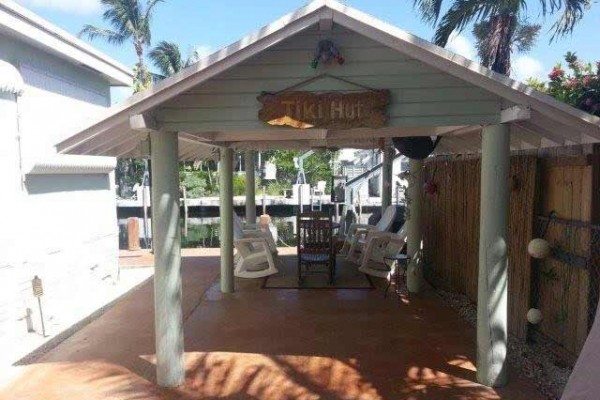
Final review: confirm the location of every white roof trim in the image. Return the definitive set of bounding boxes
[26,154,116,175]
[56,0,600,157]
[0,0,132,86]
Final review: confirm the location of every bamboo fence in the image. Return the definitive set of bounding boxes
[423,155,537,340]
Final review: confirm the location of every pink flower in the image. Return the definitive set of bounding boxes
[564,78,579,89]
[571,61,585,71]
[582,75,597,88]
[549,67,565,80]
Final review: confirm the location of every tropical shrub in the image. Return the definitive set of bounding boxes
[544,52,600,117]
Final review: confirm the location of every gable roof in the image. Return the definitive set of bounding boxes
[0,0,132,86]
[56,0,600,158]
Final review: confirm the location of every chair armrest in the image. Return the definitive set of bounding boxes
[348,224,376,231]
[366,231,392,239]
[234,237,268,245]
[346,224,376,238]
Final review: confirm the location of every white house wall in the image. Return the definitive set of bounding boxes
[0,34,111,161]
[0,32,119,347]
[157,24,502,132]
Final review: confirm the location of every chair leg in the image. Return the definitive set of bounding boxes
[364,274,376,290]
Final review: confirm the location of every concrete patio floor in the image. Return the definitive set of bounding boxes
[0,248,545,400]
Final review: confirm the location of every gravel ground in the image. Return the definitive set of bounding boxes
[435,289,572,400]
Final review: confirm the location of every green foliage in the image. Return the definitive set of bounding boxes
[265,181,290,196]
[179,161,218,197]
[180,171,207,198]
[543,52,600,116]
[525,77,547,92]
[267,150,337,187]
[233,174,247,196]
[116,158,145,198]
[132,64,153,92]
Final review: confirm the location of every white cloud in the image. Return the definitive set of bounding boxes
[446,33,477,61]
[512,56,546,82]
[16,0,101,15]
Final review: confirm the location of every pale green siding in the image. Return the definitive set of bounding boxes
[157,24,501,132]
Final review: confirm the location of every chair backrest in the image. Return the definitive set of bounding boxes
[233,213,244,241]
[297,212,333,255]
[375,206,397,232]
[396,222,408,239]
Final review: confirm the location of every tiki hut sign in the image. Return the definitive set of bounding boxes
[258,90,391,129]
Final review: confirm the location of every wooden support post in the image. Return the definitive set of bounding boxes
[245,150,257,224]
[381,144,394,212]
[477,123,510,387]
[150,131,184,387]
[406,158,423,293]
[127,217,140,250]
[219,147,235,293]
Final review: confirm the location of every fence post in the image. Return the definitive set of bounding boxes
[589,144,600,329]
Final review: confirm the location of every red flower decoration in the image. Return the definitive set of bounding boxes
[548,67,565,81]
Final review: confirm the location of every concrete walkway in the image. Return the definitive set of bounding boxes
[0,249,545,400]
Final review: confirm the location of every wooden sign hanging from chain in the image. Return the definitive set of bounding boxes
[257,90,391,130]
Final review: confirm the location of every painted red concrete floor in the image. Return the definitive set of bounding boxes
[0,249,546,400]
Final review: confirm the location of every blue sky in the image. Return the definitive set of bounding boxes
[15,0,600,102]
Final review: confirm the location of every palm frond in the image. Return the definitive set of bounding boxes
[433,0,495,46]
[79,24,127,45]
[142,0,164,44]
[149,40,183,77]
[412,0,445,24]
[513,21,541,52]
[550,0,590,40]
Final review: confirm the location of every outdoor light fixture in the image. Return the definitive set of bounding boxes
[527,308,543,324]
[31,275,46,337]
[527,238,551,259]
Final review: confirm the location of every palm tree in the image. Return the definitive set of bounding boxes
[472,19,540,74]
[149,41,202,79]
[412,0,590,75]
[80,0,164,91]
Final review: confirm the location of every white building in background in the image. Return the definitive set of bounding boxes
[0,0,132,352]
[338,148,407,205]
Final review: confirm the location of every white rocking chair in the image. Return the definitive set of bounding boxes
[233,237,279,279]
[357,231,407,282]
[233,214,279,278]
[348,222,408,265]
[339,205,398,256]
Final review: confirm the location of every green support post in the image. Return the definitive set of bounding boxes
[219,147,235,293]
[381,144,394,212]
[406,158,423,293]
[245,150,257,224]
[150,131,184,387]
[477,123,510,387]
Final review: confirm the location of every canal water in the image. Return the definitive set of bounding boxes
[118,216,299,250]
[118,213,380,250]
